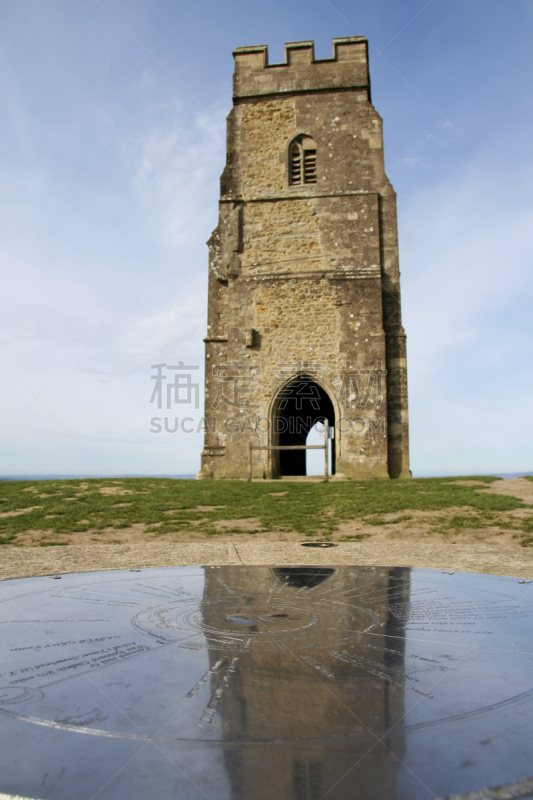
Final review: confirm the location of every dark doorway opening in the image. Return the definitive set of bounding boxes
[271,567,335,588]
[272,376,335,477]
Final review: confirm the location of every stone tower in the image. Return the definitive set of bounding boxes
[200,566,409,797]
[198,37,410,480]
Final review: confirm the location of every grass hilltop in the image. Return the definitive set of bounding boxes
[1,476,532,549]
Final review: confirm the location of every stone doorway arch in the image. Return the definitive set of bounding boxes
[271,375,336,477]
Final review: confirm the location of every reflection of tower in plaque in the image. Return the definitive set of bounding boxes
[200,566,410,799]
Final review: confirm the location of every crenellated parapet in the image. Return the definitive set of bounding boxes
[233,37,370,101]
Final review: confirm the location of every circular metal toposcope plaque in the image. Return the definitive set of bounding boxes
[1,565,533,800]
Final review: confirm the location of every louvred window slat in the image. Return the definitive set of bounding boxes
[289,136,317,185]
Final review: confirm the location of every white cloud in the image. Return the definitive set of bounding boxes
[128,104,226,249]
[399,154,533,475]
[0,98,227,474]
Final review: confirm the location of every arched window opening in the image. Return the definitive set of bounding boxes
[289,136,317,186]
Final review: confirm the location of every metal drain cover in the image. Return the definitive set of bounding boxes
[300,541,337,547]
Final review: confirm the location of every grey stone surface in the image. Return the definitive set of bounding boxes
[3,541,533,581]
[1,566,533,799]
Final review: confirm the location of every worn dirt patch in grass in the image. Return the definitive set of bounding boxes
[212,518,264,533]
[312,500,533,547]
[9,520,302,547]
[482,478,533,504]
[11,524,159,547]
[330,506,531,547]
[98,487,135,496]
[0,506,42,518]
[450,480,492,487]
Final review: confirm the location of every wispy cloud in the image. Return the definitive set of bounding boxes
[400,151,533,474]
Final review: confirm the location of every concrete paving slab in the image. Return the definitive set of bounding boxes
[2,541,533,580]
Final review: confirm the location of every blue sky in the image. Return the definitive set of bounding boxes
[1,0,532,478]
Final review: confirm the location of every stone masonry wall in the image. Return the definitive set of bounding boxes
[199,37,410,480]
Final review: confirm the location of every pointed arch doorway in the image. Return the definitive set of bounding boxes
[271,376,335,478]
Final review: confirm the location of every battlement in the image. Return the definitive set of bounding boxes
[233,37,370,100]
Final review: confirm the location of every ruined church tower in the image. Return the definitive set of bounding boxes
[198,37,410,480]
